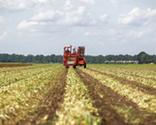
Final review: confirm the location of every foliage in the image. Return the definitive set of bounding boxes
[81,65,156,124]
[0,65,63,124]
[56,68,101,124]
[0,52,156,64]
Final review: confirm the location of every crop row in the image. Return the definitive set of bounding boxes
[0,66,53,87]
[1,64,156,125]
[90,65,156,79]
[56,68,101,124]
[0,65,64,125]
[0,65,44,73]
[89,66,156,89]
[79,67,156,124]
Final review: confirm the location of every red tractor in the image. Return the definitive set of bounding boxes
[63,45,86,68]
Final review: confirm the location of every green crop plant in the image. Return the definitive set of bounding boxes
[80,67,156,124]
[56,68,101,125]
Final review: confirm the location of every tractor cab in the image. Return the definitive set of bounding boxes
[64,45,72,54]
[63,45,76,68]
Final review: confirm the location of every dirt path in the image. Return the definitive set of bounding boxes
[88,68,156,97]
[75,68,156,125]
[19,69,68,125]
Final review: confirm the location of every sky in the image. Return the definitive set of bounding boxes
[0,0,156,56]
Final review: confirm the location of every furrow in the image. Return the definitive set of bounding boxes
[75,68,127,125]
[55,68,101,125]
[88,68,156,97]
[0,66,64,125]
[19,69,68,125]
[79,68,156,124]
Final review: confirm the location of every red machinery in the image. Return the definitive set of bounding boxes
[63,45,86,68]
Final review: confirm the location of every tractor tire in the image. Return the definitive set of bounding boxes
[84,63,86,68]
[66,66,69,68]
[73,65,76,69]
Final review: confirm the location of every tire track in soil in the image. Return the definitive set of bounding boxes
[19,69,68,125]
[88,68,156,97]
[75,68,156,125]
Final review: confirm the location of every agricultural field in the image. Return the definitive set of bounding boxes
[0,64,156,125]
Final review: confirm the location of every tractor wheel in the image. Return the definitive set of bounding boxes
[84,63,86,68]
[66,66,69,68]
[73,65,76,69]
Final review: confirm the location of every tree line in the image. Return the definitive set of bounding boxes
[0,52,156,64]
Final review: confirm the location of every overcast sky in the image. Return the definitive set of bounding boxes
[0,0,156,56]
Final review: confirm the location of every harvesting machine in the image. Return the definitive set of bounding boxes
[63,45,86,68]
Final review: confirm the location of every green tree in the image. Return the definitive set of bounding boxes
[141,54,150,64]
[137,51,147,64]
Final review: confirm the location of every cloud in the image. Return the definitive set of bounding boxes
[79,0,95,5]
[100,14,110,23]
[18,5,96,32]
[84,32,99,36]
[58,6,90,26]
[0,0,52,10]
[127,29,155,38]
[0,0,31,10]
[31,6,86,25]
[64,0,73,10]
[17,20,39,30]
[110,0,125,7]
[31,10,63,22]
[0,0,74,11]
[0,32,7,40]
[0,16,5,23]
[118,7,156,26]
[0,16,5,29]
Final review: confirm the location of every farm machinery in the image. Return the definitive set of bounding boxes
[63,45,86,68]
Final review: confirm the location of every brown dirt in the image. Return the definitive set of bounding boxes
[0,63,32,67]
[75,68,156,125]
[88,68,156,97]
[18,69,68,125]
